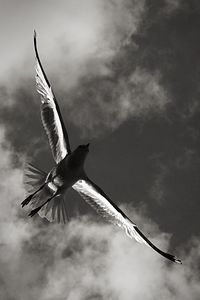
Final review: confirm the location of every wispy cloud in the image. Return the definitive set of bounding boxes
[53,0,146,89]
[0,0,145,87]
[150,162,169,204]
[65,67,169,136]
[164,0,182,13]
[0,0,172,139]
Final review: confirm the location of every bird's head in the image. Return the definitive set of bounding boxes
[74,143,90,159]
[70,144,90,166]
[77,143,90,152]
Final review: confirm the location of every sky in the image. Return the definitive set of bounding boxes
[0,0,200,299]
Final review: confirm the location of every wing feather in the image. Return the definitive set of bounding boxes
[34,31,71,163]
[73,178,181,264]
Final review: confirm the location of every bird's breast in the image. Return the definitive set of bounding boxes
[53,157,83,190]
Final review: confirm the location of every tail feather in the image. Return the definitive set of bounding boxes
[22,163,69,223]
[24,163,47,194]
[21,186,45,207]
[22,163,53,208]
[28,186,53,208]
[28,204,44,217]
[39,195,69,224]
[22,163,48,207]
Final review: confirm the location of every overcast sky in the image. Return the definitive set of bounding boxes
[0,0,200,299]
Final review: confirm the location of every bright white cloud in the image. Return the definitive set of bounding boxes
[0,0,145,88]
[43,0,146,89]
[0,0,171,137]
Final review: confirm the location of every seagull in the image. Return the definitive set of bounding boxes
[21,31,181,264]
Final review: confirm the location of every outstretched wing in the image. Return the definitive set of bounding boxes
[73,178,181,264]
[34,31,71,163]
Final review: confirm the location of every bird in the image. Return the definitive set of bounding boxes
[21,31,182,264]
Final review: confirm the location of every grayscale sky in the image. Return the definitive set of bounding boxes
[0,0,200,299]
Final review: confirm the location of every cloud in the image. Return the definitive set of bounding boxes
[0,0,171,141]
[60,67,169,136]
[0,0,173,142]
[150,162,169,204]
[0,2,200,299]
[164,0,182,13]
[54,0,146,88]
[181,99,200,119]
[175,148,200,170]
[0,127,200,300]
[0,0,146,88]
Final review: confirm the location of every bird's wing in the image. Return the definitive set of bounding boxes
[72,178,181,264]
[34,31,71,163]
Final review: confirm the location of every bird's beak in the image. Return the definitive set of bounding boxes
[86,143,90,148]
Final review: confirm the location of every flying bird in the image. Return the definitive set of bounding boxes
[21,31,181,264]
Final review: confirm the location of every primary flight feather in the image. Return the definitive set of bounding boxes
[21,32,181,264]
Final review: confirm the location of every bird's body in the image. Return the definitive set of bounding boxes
[22,144,89,218]
[46,145,89,194]
[21,31,182,264]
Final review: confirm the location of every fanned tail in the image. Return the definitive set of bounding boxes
[21,163,48,207]
[22,163,69,223]
[38,195,69,224]
[23,163,47,194]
